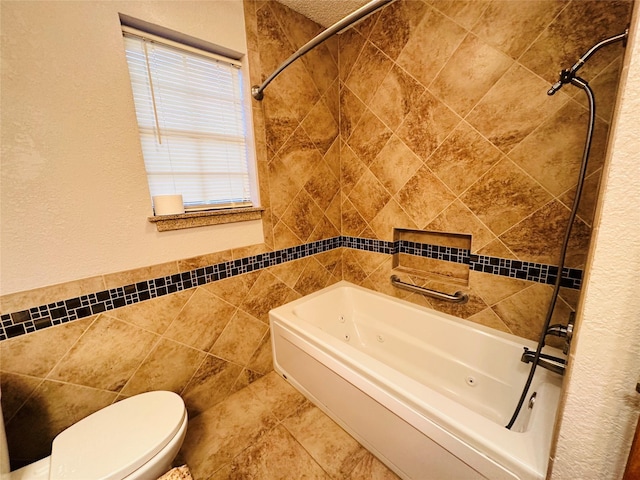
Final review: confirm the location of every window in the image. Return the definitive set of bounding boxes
[122,26,257,213]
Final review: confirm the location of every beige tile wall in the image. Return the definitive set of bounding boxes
[0,0,633,469]
[247,0,341,250]
[0,249,342,466]
[339,0,632,337]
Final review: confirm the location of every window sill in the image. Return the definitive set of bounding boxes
[148,207,264,232]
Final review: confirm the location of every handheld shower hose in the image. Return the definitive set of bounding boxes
[505,28,629,430]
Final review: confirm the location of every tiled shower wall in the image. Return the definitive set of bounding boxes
[0,0,633,469]
[338,0,632,337]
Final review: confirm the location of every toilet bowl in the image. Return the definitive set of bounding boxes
[1,390,187,480]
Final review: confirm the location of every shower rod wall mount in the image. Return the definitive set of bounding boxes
[251,0,395,101]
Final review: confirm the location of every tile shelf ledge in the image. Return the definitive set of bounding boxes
[148,207,264,231]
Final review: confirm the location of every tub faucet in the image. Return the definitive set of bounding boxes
[521,348,566,375]
[520,312,575,374]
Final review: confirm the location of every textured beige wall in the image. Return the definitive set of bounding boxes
[550,6,640,478]
[0,0,263,295]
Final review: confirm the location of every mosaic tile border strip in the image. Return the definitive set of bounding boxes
[0,237,341,341]
[341,236,395,254]
[468,254,583,290]
[398,240,470,265]
[390,238,582,289]
[0,236,582,341]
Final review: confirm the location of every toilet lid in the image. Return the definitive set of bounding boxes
[50,391,186,480]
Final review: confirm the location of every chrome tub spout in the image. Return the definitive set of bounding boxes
[521,347,566,376]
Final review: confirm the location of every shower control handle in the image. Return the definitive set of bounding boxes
[563,312,575,355]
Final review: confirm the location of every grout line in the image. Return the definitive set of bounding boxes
[1,376,45,426]
[42,313,100,382]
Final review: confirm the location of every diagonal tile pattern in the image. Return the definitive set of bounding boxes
[460,158,553,236]
[396,6,467,87]
[519,0,631,84]
[179,372,400,479]
[0,257,339,466]
[425,121,503,196]
[0,0,633,476]
[471,0,567,60]
[338,0,630,319]
[429,33,513,118]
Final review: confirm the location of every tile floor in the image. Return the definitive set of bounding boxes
[176,371,400,479]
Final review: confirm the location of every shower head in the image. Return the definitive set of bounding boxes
[547,27,629,96]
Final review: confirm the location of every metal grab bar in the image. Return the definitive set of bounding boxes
[390,275,469,304]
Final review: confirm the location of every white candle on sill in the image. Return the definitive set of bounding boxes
[153,194,185,215]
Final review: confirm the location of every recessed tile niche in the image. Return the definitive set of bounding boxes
[392,229,471,286]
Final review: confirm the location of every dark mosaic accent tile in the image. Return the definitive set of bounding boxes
[5,324,26,338]
[465,255,582,288]
[34,317,52,330]
[75,306,93,318]
[96,291,110,302]
[50,307,67,320]
[138,290,151,301]
[65,297,82,309]
[341,236,396,254]
[10,310,31,324]
[342,236,582,290]
[91,303,106,314]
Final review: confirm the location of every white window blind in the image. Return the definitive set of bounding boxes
[122,28,254,211]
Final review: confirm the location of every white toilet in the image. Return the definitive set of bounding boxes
[1,390,187,480]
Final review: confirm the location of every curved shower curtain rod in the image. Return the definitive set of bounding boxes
[251,0,395,100]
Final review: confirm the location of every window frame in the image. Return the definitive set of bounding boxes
[121,24,261,226]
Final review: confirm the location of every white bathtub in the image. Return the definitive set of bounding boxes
[269,281,563,480]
